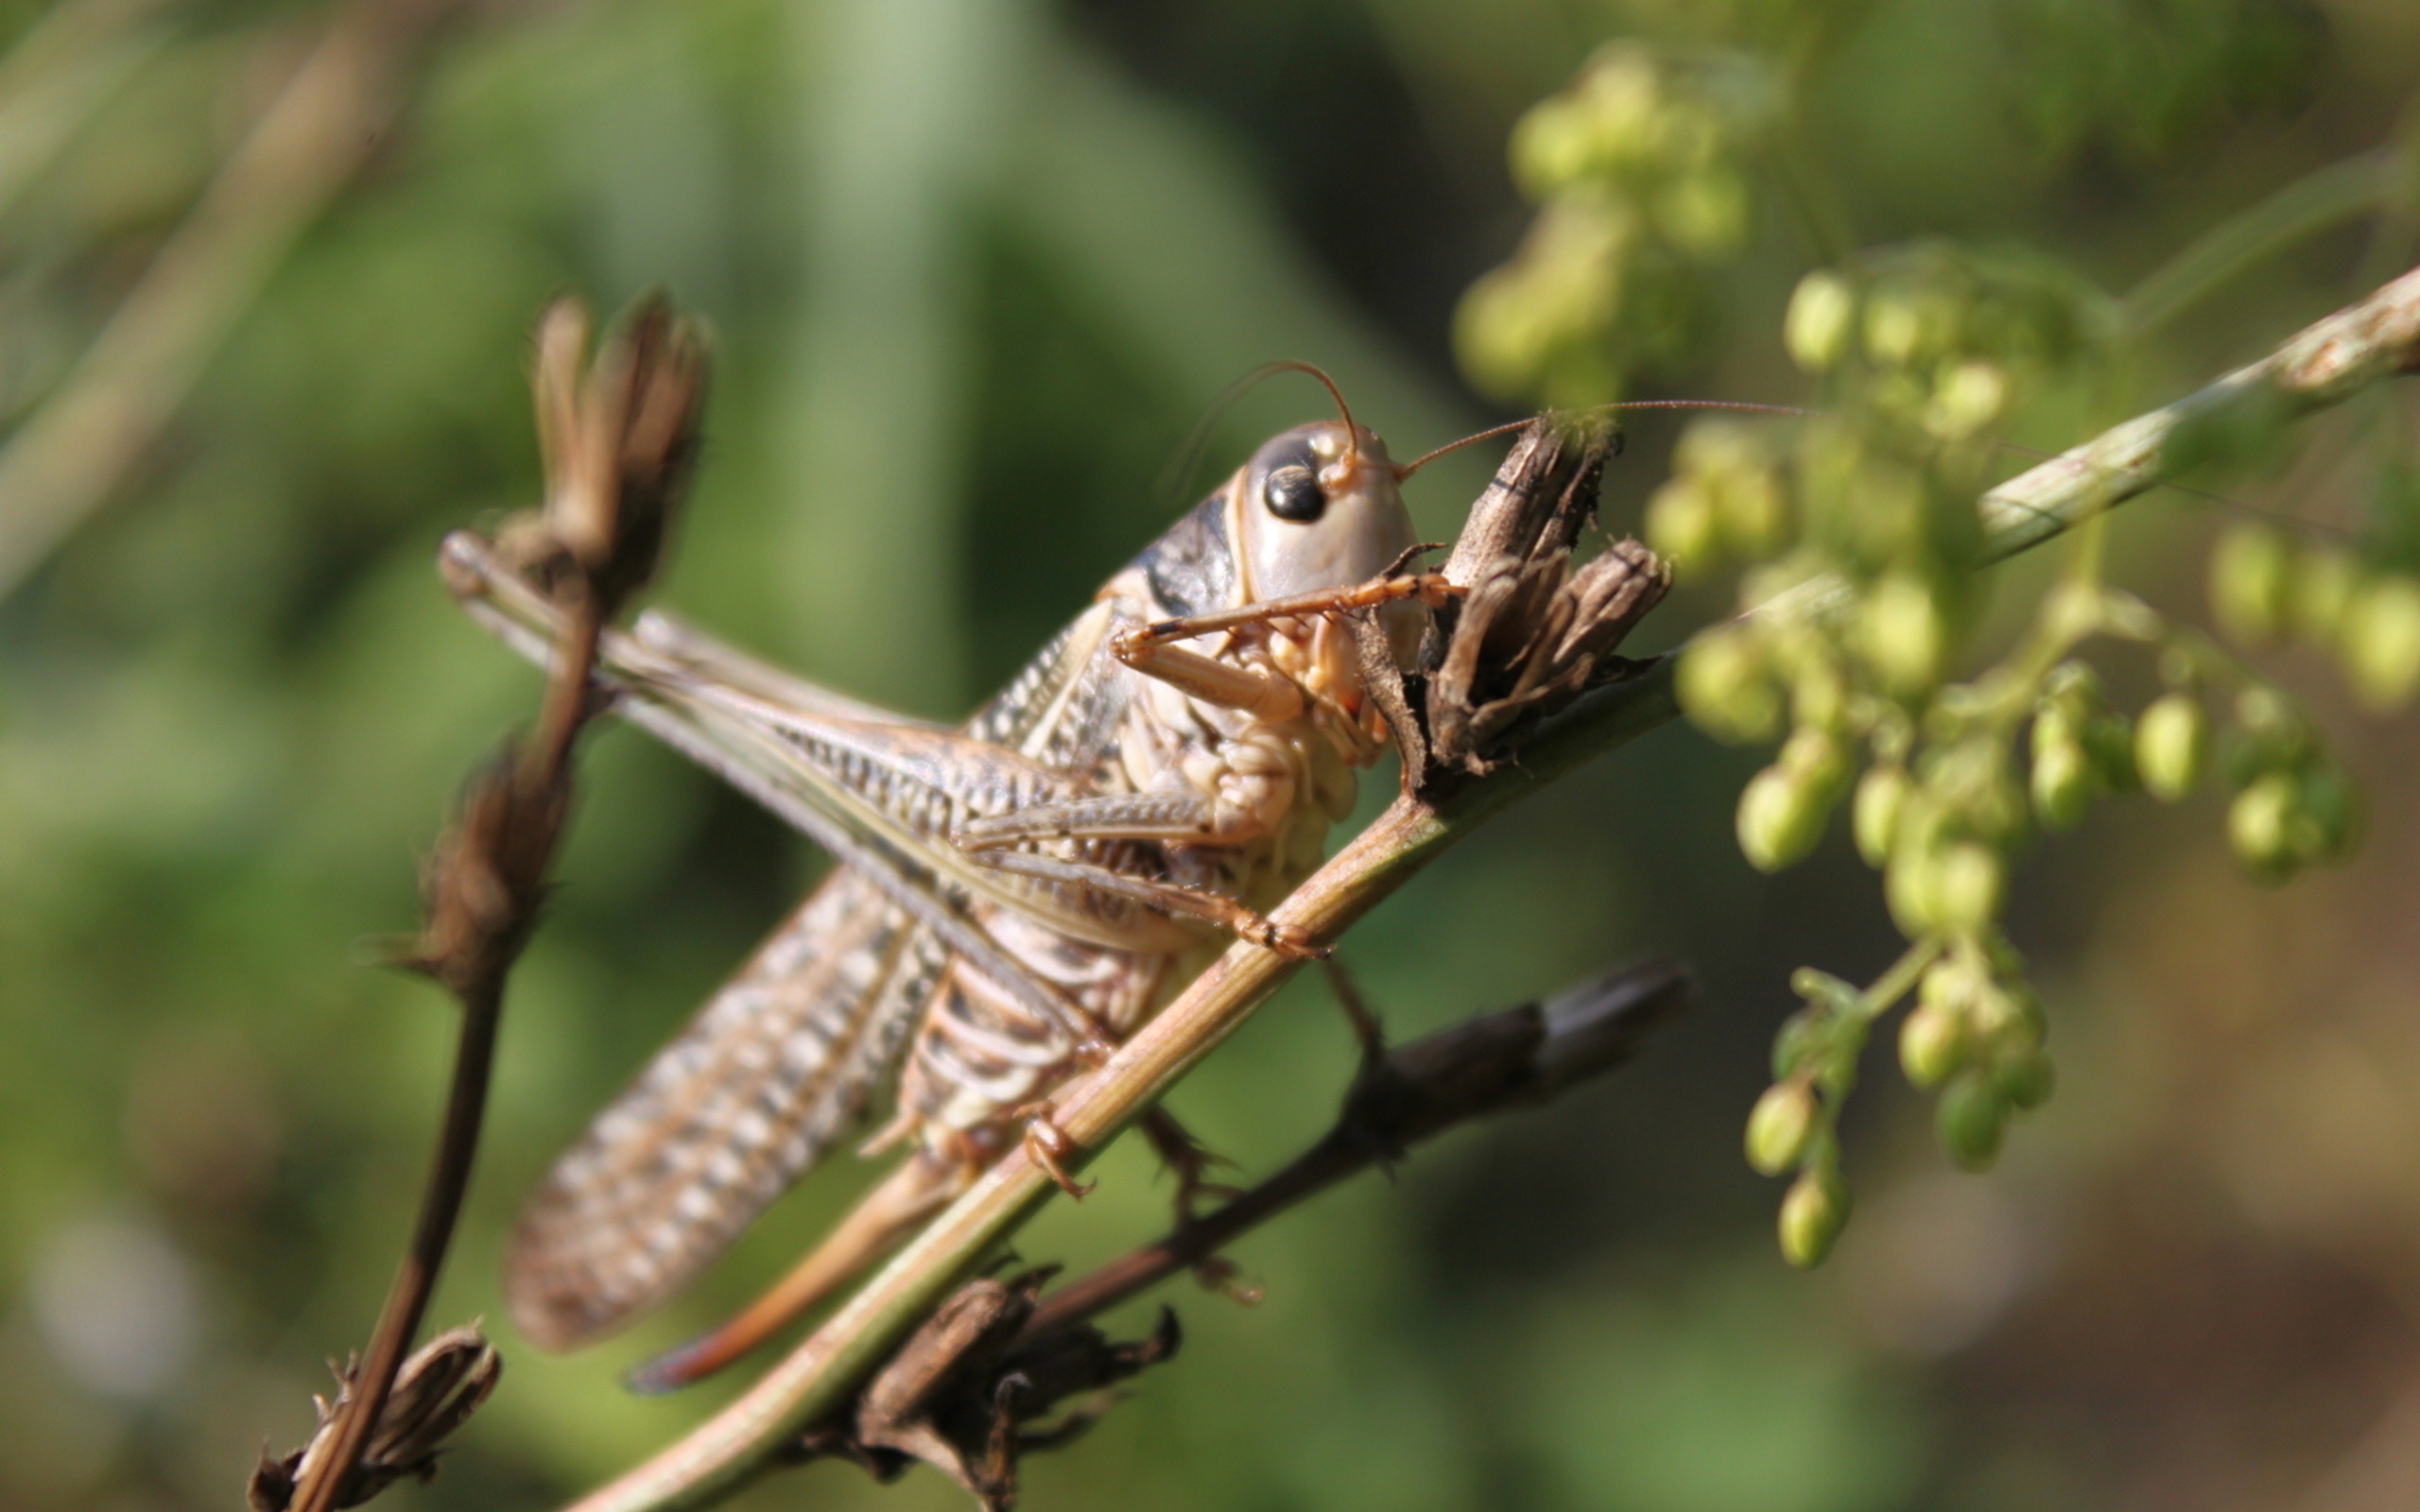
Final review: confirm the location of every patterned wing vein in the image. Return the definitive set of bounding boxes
[503,867,943,1350]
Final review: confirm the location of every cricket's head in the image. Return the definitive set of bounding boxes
[1232,420,1418,604]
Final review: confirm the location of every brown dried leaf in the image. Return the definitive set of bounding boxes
[793,1273,1180,1512]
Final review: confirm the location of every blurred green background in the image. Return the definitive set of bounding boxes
[3,0,2420,1509]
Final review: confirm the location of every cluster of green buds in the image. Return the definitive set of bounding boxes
[1654,243,2395,1265]
[1710,554,2367,1263]
[2219,684,2358,883]
[1783,243,2106,441]
[2210,521,2420,712]
[1901,946,2053,1169]
[1745,936,2059,1268]
[1456,43,1778,407]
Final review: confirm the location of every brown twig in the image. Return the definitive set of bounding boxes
[1020,958,1697,1340]
[281,296,706,1512]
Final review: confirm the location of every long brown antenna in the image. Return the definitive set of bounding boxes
[1394,400,1824,481]
[1264,359,1360,479]
[1394,398,2333,540]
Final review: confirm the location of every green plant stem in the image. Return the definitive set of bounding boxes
[559,261,2420,1512]
[1858,936,1943,1022]
[1979,261,2420,560]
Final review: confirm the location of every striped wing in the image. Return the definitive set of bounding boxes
[449,530,1145,1349]
[504,868,946,1350]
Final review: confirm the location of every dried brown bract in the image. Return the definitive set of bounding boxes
[401,745,562,997]
[1423,416,1671,779]
[791,1271,1179,1511]
[500,293,708,619]
[250,1325,501,1512]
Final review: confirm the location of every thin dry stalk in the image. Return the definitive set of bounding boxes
[280,297,706,1512]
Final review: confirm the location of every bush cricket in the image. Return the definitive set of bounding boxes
[439,375,1557,1391]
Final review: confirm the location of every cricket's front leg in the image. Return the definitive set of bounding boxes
[1110,567,1463,710]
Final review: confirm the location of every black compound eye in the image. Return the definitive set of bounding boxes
[1262,462,1325,522]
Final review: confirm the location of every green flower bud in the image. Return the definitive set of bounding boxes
[2222,685,2313,785]
[2291,547,2359,644]
[1737,731,1850,873]
[2292,764,2358,862]
[2229,771,2299,881]
[1862,287,1925,369]
[1919,954,1980,1013]
[2341,574,2420,711]
[1509,96,1601,197]
[1745,1081,1819,1176]
[2039,658,2104,716]
[1675,418,1761,478]
[2030,703,2079,759]
[1931,841,2005,937]
[1858,573,1948,696]
[1677,628,1782,744]
[2135,693,2207,801]
[2158,643,2200,690]
[1738,764,1827,872]
[1771,1007,1825,1079]
[1899,1002,1966,1089]
[1790,967,1863,1014]
[1645,476,1723,568]
[1987,1001,2049,1072]
[1935,746,2028,849]
[1658,168,1750,255]
[1885,844,1942,936]
[2030,731,2094,831]
[1924,359,2008,439]
[1716,468,1788,557]
[2210,524,2291,646]
[1938,1070,2007,1172]
[1781,725,1851,790]
[1853,765,1907,867]
[1778,1165,1851,1268]
[1454,269,1555,401]
[1785,271,1857,372]
[1995,1049,2056,1110]
[1792,658,1849,733]
[2083,713,2138,793]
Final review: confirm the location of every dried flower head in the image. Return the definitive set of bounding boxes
[249,1324,501,1512]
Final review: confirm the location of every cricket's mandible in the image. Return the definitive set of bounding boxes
[441,383,1477,1391]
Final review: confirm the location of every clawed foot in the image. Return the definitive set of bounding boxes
[1140,1108,1243,1226]
[1242,911,1327,961]
[1019,1108,1095,1198]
